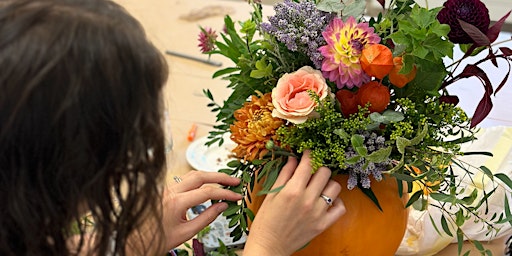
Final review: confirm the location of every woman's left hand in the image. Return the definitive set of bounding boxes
[161,171,242,249]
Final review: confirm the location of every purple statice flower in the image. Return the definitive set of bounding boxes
[345,132,389,189]
[260,0,335,68]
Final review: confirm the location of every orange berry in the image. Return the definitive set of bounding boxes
[357,81,390,113]
[388,56,417,88]
[360,44,394,79]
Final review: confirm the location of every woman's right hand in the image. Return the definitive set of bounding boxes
[243,150,346,256]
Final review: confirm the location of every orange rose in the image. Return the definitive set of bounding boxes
[272,66,329,124]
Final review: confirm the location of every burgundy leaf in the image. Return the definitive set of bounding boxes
[495,59,511,95]
[471,93,493,128]
[487,11,511,43]
[467,65,493,95]
[501,47,512,56]
[488,49,498,67]
[377,0,385,9]
[462,44,478,59]
[193,239,205,256]
[460,65,494,127]
[459,19,490,46]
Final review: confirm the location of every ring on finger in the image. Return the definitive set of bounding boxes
[320,194,333,206]
[173,176,183,184]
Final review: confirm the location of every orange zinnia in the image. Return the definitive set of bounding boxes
[360,44,393,79]
[230,93,284,161]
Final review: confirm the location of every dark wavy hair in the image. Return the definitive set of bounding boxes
[0,0,169,255]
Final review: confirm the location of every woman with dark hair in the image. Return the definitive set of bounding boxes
[0,0,345,255]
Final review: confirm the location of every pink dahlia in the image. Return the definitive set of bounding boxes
[319,16,381,89]
[437,0,490,44]
[198,27,218,53]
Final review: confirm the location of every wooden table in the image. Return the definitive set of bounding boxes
[114,0,510,254]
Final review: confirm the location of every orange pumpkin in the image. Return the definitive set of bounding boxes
[247,174,409,256]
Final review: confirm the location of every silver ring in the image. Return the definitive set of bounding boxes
[320,194,333,206]
[173,176,182,184]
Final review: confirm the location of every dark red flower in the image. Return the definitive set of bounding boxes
[439,95,459,105]
[437,0,490,44]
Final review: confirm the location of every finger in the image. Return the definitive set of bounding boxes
[317,180,342,208]
[174,171,240,192]
[270,156,298,190]
[320,179,342,200]
[287,150,314,188]
[325,198,346,221]
[305,166,332,198]
[176,186,242,210]
[174,202,229,243]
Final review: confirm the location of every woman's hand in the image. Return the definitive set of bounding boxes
[161,171,242,249]
[244,150,346,256]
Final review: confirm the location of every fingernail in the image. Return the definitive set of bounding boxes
[217,202,228,212]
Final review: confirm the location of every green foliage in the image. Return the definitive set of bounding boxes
[207,240,239,256]
[198,1,512,254]
[387,5,453,100]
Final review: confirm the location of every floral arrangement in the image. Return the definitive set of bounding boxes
[198,0,512,253]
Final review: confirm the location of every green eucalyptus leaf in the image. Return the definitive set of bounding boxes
[409,123,428,145]
[369,112,385,123]
[431,192,457,204]
[495,173,512,191]
[441,215,453,237]
[381,110,405,122]
[503,194,512,226]
[354,146,368,156]
[351,134,364,148]
[406,190,423,208]
[346,155,362,165]
[316,0,343,13]
[455,209,465,226]
[460,189,478,205]
[391,172,418,182]
[429,214,443,236]
[359,185,383,211]
[334,128,350,140]
[341,0,366,19]
[457,228,464,255]
[366,121,380,130]
[366,146,392,163]
[396,137,410,154]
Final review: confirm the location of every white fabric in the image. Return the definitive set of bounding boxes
[396,126,512,255]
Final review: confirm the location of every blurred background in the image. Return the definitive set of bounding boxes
[237,0,512,30]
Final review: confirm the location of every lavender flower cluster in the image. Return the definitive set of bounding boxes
[260,0,335,68]
[345,132,390,190]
